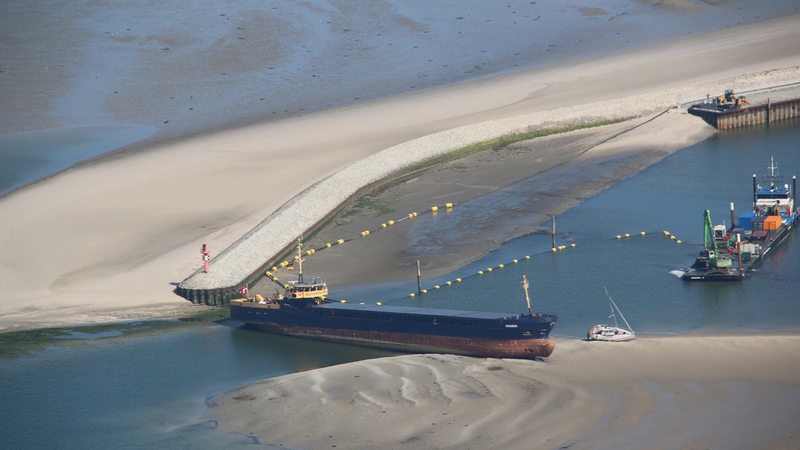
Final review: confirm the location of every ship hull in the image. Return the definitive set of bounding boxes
[682,219,794,281]
[242,322,555,358]
[231,301,557,359]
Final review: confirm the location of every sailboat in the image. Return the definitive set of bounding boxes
[587,288,636,342]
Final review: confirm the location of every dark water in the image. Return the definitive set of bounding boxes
[0,323,398,449]
[1,123,799,448]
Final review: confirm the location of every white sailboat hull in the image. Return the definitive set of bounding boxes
[587,324,636,342]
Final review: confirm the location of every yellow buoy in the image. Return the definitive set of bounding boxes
[512,259,518,264]
[434,285,440,289]
[551,247,557,252]
[570,243,576,248]
[446,281,452,286]
[376,302,382,306]
[676,240,682,244]
[326,242,332,248]
[478,270,484,275]
[421,289,427,294]
[388,220,395,226]
[445,202,454,208]
[381,223,387,228]
[409,293,416,297]
[337,239,345,244]
[498,264,504,269]
[640,232,646,236]
[616,235,622,240]
[487,267,493,272]
[431,206,438,212]
[525,255,531,260]
[456,278,462,282]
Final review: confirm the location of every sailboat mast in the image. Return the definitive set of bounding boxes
[604,287,619,328]
[604,287,634,332]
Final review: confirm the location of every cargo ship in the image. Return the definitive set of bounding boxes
[230,241,557,359]
[682,157,798,281]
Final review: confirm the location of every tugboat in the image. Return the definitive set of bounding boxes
[682,157,798,281]
[230,240,558,359]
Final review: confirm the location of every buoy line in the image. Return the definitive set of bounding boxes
[266,221,689,305]
[611,230,684,245]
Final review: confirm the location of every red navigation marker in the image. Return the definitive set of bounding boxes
[201,243,210,273]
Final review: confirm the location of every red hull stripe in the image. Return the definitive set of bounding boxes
[248,322,555,359]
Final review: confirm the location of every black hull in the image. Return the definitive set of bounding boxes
[681,270,745,281]
[231,301,557,359]
[683,218,794,282]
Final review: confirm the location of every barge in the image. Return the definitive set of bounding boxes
[230,242,557,359]
[688,89,800,130]
[683,157,798,281]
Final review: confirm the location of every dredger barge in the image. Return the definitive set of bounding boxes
[683,157,798,281]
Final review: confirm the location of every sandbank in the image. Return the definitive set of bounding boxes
[1,15,800,331]
[207,334,800,449]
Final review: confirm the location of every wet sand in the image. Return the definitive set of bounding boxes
[207,334,800,449]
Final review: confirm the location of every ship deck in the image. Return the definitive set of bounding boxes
[315,301,547,321]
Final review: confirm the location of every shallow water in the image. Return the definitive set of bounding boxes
[0,125,157,196]
[0,323,396,449]
[1,123,798,449]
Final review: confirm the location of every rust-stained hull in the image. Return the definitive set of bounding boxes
[244,322,555,358]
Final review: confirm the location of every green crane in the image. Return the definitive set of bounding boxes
[702,209,718,255]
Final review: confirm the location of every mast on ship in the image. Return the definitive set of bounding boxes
[522,275,532,315]
[768,156,778,181]
[295,239,305,283]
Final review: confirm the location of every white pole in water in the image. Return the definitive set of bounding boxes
[416,260,422,295]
